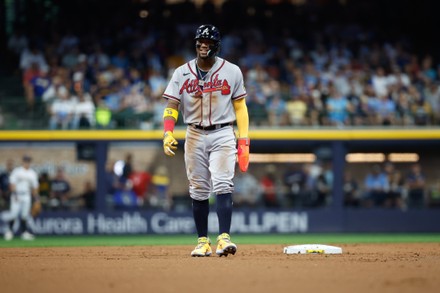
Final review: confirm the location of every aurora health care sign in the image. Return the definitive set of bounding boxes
[22,211,309,235]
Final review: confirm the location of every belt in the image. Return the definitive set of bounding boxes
[190,123,232,131]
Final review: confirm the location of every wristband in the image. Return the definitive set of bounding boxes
[163,107,179,121]
[164,119,175,133]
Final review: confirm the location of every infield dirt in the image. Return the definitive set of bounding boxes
[1,243,439,293]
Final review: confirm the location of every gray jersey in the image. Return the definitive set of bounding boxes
[163,57,247,126]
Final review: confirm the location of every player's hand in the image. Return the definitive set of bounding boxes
[237,138,250,172]
[163,131,178,156]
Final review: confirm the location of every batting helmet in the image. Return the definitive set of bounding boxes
[194,24,221,57]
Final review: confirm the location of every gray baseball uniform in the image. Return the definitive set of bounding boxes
[163,57,247,200]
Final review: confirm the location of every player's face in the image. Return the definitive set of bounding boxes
[196,39,215,59]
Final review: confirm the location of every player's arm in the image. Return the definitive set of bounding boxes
[163,100,180,157]
[233,98,250,172]
[233,98,249,138]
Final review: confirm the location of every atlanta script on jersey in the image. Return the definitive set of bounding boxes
[163,57,247,126]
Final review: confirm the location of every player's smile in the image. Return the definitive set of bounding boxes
[196,40,215,57]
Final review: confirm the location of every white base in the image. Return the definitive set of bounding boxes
[284,244,342,254]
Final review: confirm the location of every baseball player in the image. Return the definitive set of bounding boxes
[162,24,250,257]
[1,155,39,241]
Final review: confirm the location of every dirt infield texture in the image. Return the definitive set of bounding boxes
[1,243,439,293]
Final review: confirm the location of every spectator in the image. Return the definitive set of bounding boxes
[149,165,171,211]
[48,167,72,210]
[22,62,46,110]
[111,49,129,70]
[246,84,268,126]
[405,163,426,209]
[88,44,110,71]
[112,83,151,128]
[48,90,75,130]
[71,86,95,129]
[77,181,95,211]
[19,41,48,72]
[375,94,396,125]
[147,69,168,100]
[266,93,288,126]
[128,166,152,207]
[42,75,69,105]
[38,171,51,210]
[409,85,433,125]
[362,164,389,208]
[312,162,332,207]
[121,153,133,183]
[286,94,308,126]
[283,164,309,207]
[61,46,81,70]
[343,171,361,207]
[113,180,138,210]
[104,160,121,206]
[395,90,413,125]
[261,164,283,208]
[387,169,406,209]
[371,67,390,97]
[423,81,440,124]
[26,68,51,113]
[233,167,261,208]
[383,162,406,209]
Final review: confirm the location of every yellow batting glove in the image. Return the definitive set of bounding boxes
[163,131,178,156]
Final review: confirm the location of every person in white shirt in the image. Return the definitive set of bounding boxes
[19,42,48,72]
[1,155,39,241]
[49,91,75,130]
[71,87,95,129]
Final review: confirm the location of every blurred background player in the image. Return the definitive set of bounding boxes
[1,155,39,240]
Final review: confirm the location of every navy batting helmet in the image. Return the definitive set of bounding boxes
[194,24,221,57]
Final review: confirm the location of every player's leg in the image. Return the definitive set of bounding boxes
[208,128,237,256]
[185,127,212,256]
[19,195,34,240]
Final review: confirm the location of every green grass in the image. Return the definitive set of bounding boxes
[1,233,440,248]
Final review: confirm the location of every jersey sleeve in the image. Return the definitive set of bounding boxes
[231,66,247,101]
[162,68,181,103]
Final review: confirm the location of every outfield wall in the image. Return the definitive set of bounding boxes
[1,128,440,234]
[19,209,440,235]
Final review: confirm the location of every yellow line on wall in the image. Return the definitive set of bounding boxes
[1,128,440,141]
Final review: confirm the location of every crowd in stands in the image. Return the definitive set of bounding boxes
[233,160,440,210]
[4,8,440,130]
[104,153,172,211]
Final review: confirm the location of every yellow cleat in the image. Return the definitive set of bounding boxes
[191,237,212,257]
[216,233,237,257]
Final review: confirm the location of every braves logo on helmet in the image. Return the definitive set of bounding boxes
[195,24,221,57]
[195,24,221,42]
